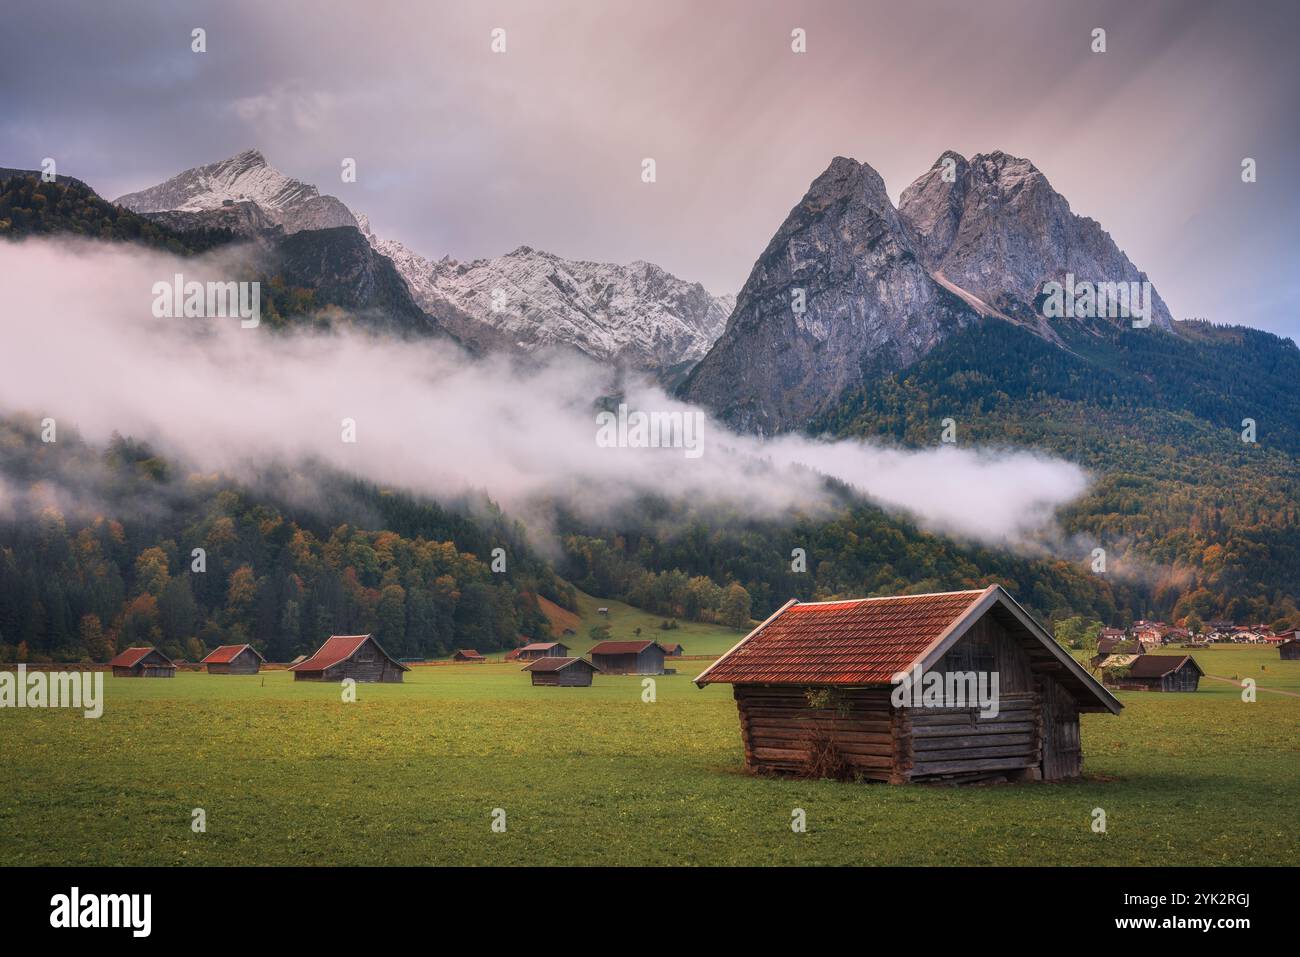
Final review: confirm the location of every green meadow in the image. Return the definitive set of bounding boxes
[1,645,1295,866]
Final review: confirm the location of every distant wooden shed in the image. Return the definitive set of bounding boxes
[516,641,569,661]
[660,642,684,656]
[1105,654,1203,692]
[288,634,408,683]
[199,643,265,675]
[589,640,667,675]
[1278,636,1300,660]
[109,647,176,678]
[523,656,600,687]
[453,649,486,663]
[695,586,1120,784]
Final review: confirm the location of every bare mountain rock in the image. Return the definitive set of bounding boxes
[680,157,978,433]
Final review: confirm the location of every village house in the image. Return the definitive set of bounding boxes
[109,647,176,678]
[522,656,600,687]
[199,643,264,675]
[1103,654,1203,692]
[589,639,667,675]
[695,586,1120,784]
[515,641,569,661]
[288,634,408,683]
[452,649,486,662]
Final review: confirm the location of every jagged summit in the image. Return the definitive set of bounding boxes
[682,150,1178,432]
[899,149,1174,330]
[680,155,979,433]
[114,149,356,234]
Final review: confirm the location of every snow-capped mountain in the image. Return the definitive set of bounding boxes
[356,215,732,370]
[115,149,355,233]
[116,150,732,371]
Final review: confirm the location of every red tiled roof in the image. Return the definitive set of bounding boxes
[522,656,599,673]
[109,647,168,668]
[697,591,985,686]
[589,640,663,655]
[199,643,264,664]
[288,635,409,673]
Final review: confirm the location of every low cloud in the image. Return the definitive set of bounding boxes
[0,238,1089,546]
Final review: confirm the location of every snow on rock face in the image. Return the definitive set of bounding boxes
[114,149,356,234]
[360,229,733,371]
[116,150,731,370]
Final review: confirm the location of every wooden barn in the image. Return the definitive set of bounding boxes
[660,642,684,656]
[453,649,486,662]
[1104,654,1203,692]
[1278,636,1300,660]
[522,656,600,687]
[109,647,176,678]
[199,643,264,675]
[516,641,569,661]
[288,634,409,683]
[695,586,1120,784]
[589,639,667,675]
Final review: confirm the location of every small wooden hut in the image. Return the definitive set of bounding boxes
[199,643,265,675]
[1278,636,1300,660]
[589,640,667,675]
[288,634,408,683]
[453,649,486,663]
[695,586,1120,784]
[1104,654,1203,692]
[109,647,176,678]
[660,642,684,656]
[516,641,569,661]
[522,656,600,687]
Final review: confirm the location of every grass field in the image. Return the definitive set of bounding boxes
[1,646,1295,866]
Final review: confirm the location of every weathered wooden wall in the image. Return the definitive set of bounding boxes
[903,692,1043,782]
[733,686,898,781]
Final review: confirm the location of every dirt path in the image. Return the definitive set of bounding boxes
[1205,674,1300,698]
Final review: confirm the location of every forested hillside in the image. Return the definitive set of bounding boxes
[0,420,574,662]
[812,317,1300,628]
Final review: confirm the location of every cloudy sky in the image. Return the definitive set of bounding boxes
[3,0,1297,340]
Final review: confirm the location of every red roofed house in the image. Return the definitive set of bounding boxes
[452,649,486,663]
[515,641,569,661]
[695,585,1120,784]
[199,643,265,675]
[522,656,600,687]
[288,634,408,683]
[589,640,667,675]
[109,647,176,678]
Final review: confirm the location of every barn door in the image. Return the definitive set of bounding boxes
[1037,676,1081,781]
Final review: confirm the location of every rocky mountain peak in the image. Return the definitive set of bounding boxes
[680,156,979,433]
[115,149,356,234]
[899,150,1174,330]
